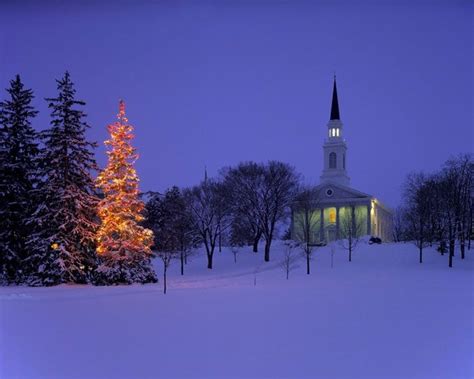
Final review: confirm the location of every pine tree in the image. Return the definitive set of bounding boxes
[25,72,99,286]
[95,100,156,284]
[0,75,39,284]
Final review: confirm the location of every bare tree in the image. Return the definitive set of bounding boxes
[403,173,433,264]
[184,179,230,269]
[222,162,265,253]
[172,189,199,275]
[222,161,299,262]
[155,249,177,294]
[292,187,321,274]
[399,154,473,268]
[338,206,364,262]
[259,161,300,262]
[144,187,188,294]
[439,155,473,266]
[447,155,473,260]
[280,241,300,279]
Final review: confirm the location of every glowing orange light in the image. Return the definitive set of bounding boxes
[95,100,154,258]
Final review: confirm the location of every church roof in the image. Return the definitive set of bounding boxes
[315,182,372,200]
[330,77,340,120]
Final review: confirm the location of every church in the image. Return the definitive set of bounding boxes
[292,78,393,243]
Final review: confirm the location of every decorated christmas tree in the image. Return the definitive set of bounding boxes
[95,100,156,284]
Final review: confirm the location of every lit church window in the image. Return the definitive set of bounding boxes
[336,128,339,137]
[329,208,336,224]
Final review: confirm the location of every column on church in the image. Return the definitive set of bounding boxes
[367,203,371,236]
[336,206,340,239]
[351,205,355,237]
[320,208,324,243]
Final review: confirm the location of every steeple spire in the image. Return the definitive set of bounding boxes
[330,76,340,120]
[321,75,350,187]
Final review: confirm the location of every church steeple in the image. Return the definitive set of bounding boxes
[330,76,340,120]
[320,76,350,187]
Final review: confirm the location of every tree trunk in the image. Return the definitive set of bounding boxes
[306,254,310,275]
[286,268,289,280]
[218,226,222,253]
[180,252,184,275]
[204,241,214,269]
[163,266,167,294]
[207,253,213,269]
[349,236,352,262]
[252,232,261,253]
[233,253,237,263]
[449,239,455,258]
[461,239,465,259]
[449,238,454,267]
[264,240,271,262]
[419,245,423,264]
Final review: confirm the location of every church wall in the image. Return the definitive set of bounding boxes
[371,202,394,241]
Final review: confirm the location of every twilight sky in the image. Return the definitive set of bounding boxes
[1,0,472,207]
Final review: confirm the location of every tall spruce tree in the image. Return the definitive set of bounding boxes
[0,75,39,284]
[25,72,99,286]
[95,100,156,284]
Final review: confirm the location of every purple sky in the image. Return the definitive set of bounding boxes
[1,1,472,207]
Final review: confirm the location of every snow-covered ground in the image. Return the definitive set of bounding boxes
[1,241,473,379]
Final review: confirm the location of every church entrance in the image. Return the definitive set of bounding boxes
[326,226,337,242]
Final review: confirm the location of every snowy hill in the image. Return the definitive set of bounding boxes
[1,241,473,379]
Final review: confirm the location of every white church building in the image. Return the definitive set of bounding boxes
[292,78,393,243]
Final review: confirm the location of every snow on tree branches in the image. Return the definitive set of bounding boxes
[25,72,99,286]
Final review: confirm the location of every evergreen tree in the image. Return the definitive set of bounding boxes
[25,72,99,286]
[0,75,39,284]
[95,100,156,284]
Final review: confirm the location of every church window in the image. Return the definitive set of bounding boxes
[336,128,339,137]
[329,208,336,224]
[329,152,337,168]
[324,207,337,225]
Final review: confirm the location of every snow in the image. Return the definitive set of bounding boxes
[1,241,473,379]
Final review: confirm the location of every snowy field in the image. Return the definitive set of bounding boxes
[1,241,473,379]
